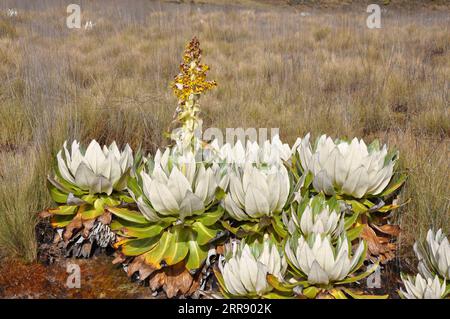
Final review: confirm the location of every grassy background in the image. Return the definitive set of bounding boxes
[0,0,448,262]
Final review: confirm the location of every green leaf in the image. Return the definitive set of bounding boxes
[303,286,320,299]
[347,200,368,214]
[51,214,76,228]
[215,188,226,201]
[144,231,173,268]
[119,236,159,256]
[379,173,406,198]
[47,182,68,203]
[337,262,376,285]
[377,202,402,213]
[221,220,237,234]
[114,167,131,190]
[302,171,314,192]
[341,288,388,299]
[192,222,218,245]
[262,292,293,299]
[329,288,348,299]
[118,194,135,203]
[271,215,288,238]
[185,231,209,270]
[121,223,166,238]
[443,283,450,298]
[81,208,103,220]
[344,212,359,230]
[266,274,293,293]
[110,218,150,231]
[163,226,189,266]
[127,177,143,198]
[102,196,120,207]
[195,206,224,226]
[107,206,148,224]
[213,268,226,292]
[81,198,106,220]
[48,205,77,215]
[80,194,97,205]
[346,224,364,241]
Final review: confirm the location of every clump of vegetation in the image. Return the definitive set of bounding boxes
[0,1,448,299]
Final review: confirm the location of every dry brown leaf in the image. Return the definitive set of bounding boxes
[63,213,83,241]
[146,261,201,298]
[39,210,52,218]
[371,223,401,237]
[149,271,166,291]
[53,231,62,244]
[98,211,112,225]
[82,218,96,238]
[361,224,398,263]
[139,263,157,281]
[81,242,92,257]
[215,245,224,255]
[165,262,194,297]
[112,252,127,265]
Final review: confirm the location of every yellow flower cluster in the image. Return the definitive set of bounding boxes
[171,37,217,104]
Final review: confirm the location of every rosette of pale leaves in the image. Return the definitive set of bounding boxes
[221,162,291,240]
[214,236,287,298]
[45,140,134,238]
[282,194,349,238]
[109,148,226,271]
[208,135,291,166]
[399,274,447,299]
[258,135,292,165]
[270,233,383,298]
[55,140,133,196]
[223,163,290,221]
[414,229,450,280]
[293,133,401,199]
[285,233,367,286]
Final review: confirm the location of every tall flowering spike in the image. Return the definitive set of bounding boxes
[170,37,217,153]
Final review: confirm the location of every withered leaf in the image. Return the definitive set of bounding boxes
[39,210,52,218]
[371,223,401,237]
[127,255,146,277]
[82,219,96,238]
[139,263,157,281]
[165,262,194,298]
[98,212,112,225]
[149,271,166,292]
[361,224,397,263]
[147,261,202,298]
[63,213,83,241]
[112,252,127,265]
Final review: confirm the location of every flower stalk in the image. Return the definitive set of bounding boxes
[169,37,217,154]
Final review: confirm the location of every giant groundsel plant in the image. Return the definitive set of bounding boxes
[214,235,288,298]
[399,229,450,299]
[109,148,226,272]
[221,162,291,242]
[42,139,135,255]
